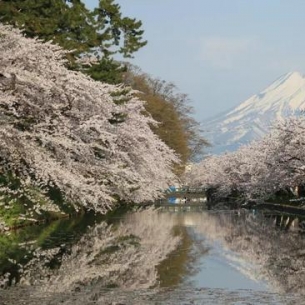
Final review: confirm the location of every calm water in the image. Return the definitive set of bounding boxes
[1,208,305,304]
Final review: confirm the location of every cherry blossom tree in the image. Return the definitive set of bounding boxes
[0,24,179,215]
[262,118,305,192]
[187,116,305,204]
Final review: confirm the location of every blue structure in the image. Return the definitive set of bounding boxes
[168,197,177,204]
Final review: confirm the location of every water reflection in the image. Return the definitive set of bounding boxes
[1,208,305,304]
[0,212,100,287]
[183,211,305,295]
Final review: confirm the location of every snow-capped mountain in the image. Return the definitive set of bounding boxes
[203,71,305,154]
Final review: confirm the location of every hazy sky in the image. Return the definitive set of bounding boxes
[84,0,305,121]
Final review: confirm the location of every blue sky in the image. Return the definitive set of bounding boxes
[84,0,305,121]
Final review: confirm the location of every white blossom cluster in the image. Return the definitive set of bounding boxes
[0,218,8,231]
[0,24,178,214]
[187,117,305,201]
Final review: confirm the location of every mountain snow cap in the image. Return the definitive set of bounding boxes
[204,71,305,154]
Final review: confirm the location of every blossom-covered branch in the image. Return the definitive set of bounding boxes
[0,24,179,215]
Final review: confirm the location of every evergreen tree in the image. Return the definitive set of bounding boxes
[0,0,147,81]
[82,58,127,84]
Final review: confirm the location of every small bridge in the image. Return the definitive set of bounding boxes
[165,187,206,195]
[163,187,207,203]
[155,187,207,211]
[155,203,208,212]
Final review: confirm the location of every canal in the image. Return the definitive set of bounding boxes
[1,208,305,304]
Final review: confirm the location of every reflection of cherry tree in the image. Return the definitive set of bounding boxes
[18,209,181,294]
[189,211,305,294]
[3,211,305,304]
[187,117,305,201]
[0,24,178,214]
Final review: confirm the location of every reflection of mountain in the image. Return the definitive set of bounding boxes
[2,211,305,304]
[189,211,305,295]
[203,72,305,154]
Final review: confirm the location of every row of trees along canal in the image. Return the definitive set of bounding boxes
[0,0,208,230]
[186,117,305,215]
